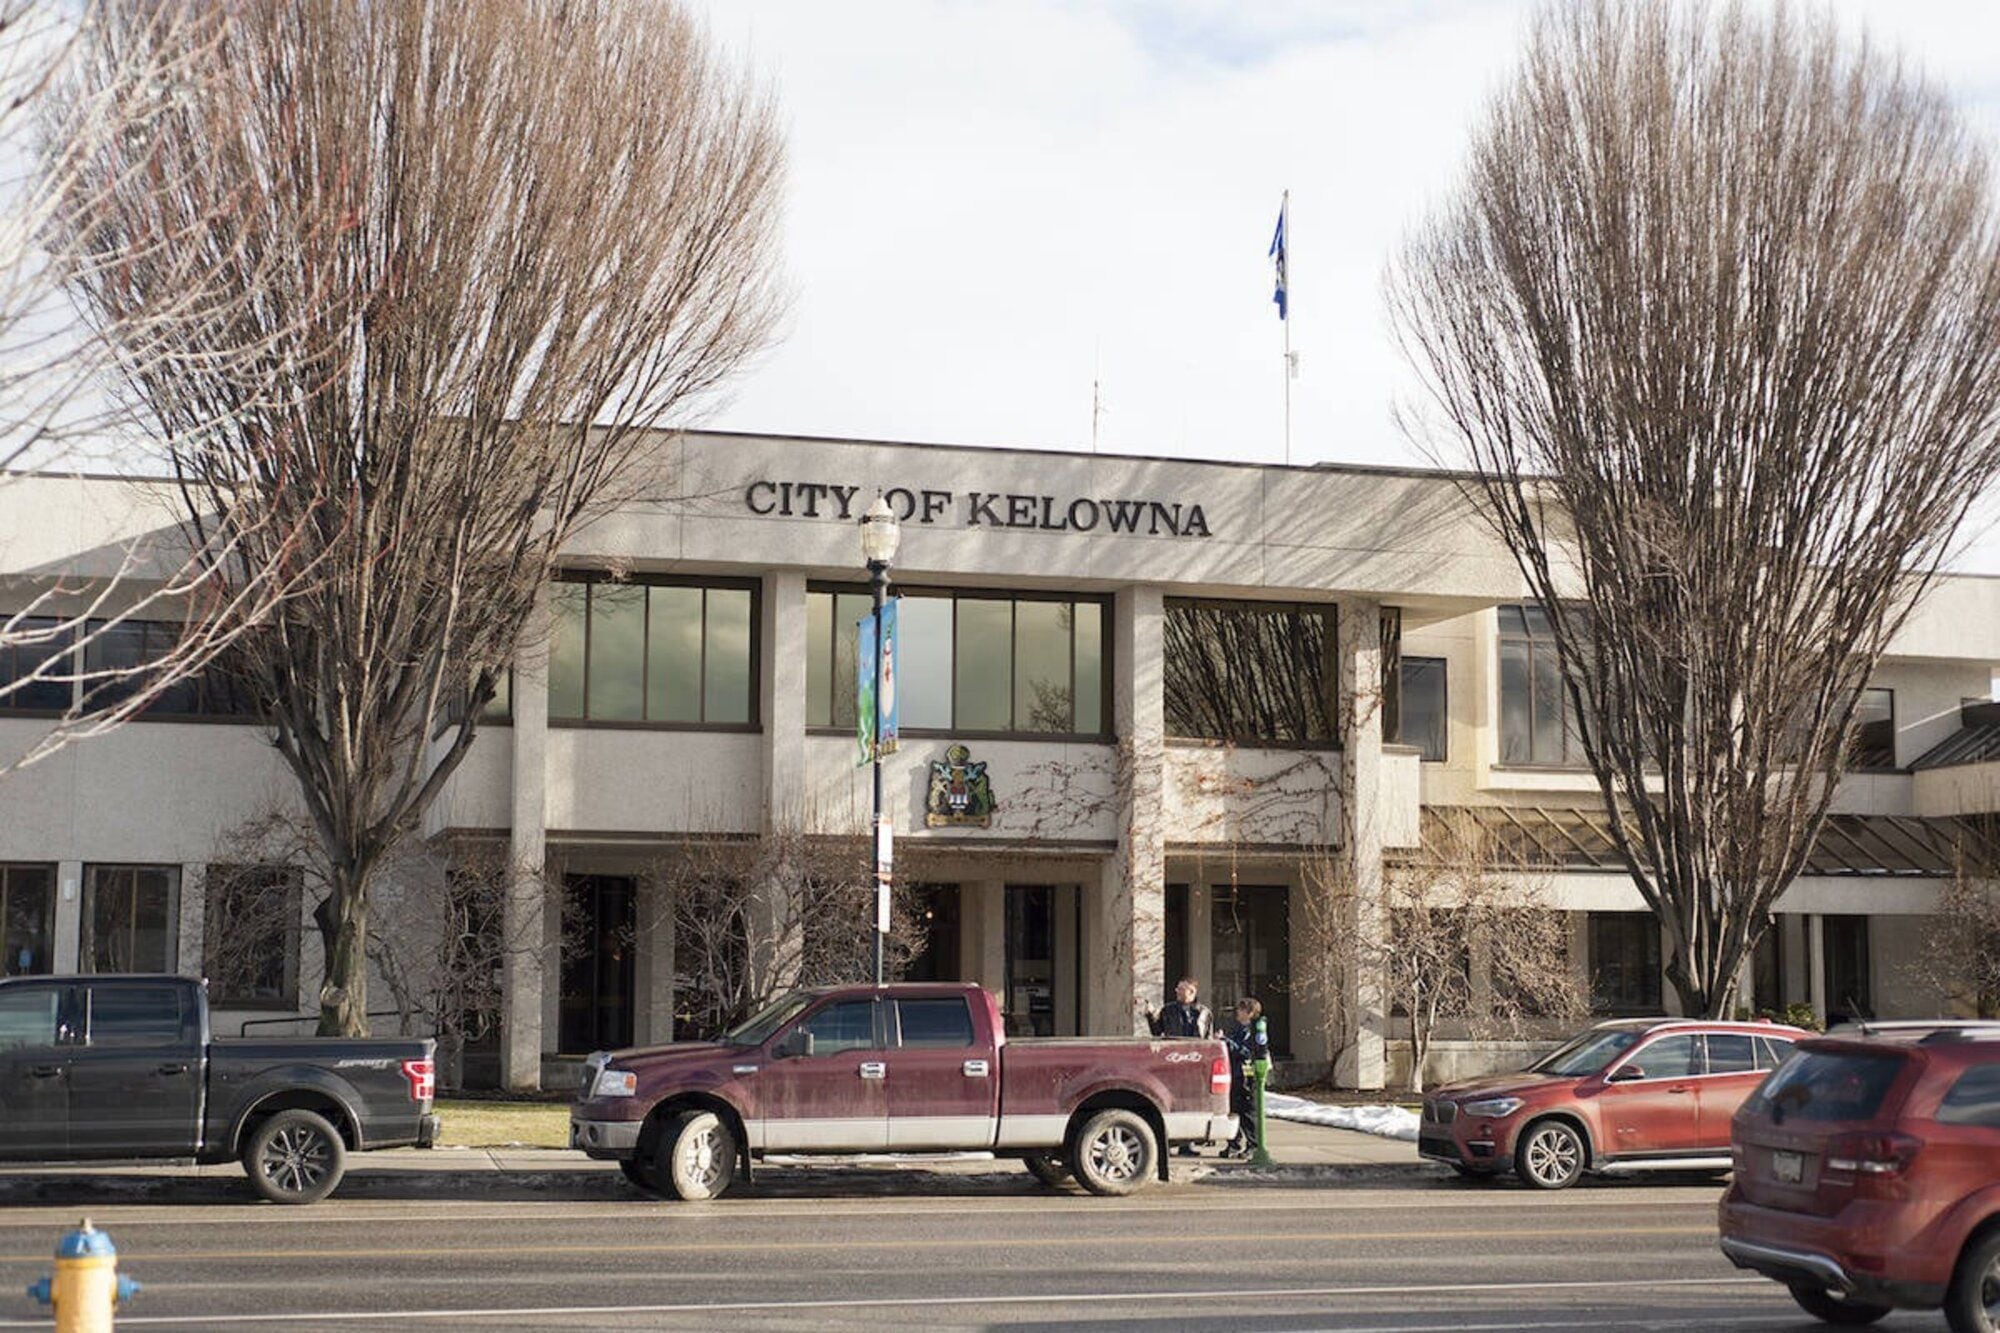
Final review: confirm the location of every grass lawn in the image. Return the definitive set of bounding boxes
[434,1098,571,1149]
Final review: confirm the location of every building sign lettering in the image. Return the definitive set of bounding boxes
[742,480,1211,538]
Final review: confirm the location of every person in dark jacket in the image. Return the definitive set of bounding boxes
[1223,996,1269,1160]
[1148,978,1215,1155]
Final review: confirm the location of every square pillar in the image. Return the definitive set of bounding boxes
[52,862,81,974]
[1092,586,1165,1035]
[177,862,204,978]
[502,586,551,1090]
[635,873,676,1045]
[967,880,1006,999]
[1334,598,1389,1090]
[761,572,809,832]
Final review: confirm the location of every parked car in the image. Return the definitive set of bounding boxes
[570,982,1236,1199]
[0,974,438,1204]
[1719,1022,2000,1331]
[1418,1017,1805,1189]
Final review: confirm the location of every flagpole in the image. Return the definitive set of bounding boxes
[1281,189,1291,466]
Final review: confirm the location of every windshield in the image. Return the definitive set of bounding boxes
[1533,1028,1644,1078]
[719,992,815,1047]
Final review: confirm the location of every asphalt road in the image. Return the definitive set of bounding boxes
[0,1164,1949,1332]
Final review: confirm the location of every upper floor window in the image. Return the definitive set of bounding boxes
[81,620,257,719]
[805,589,1106,737]
[548,575,756,728]
[1394,657,1447,762]
[1164,598,1335,744]
[1848,687,1895,770]
[1498,605,1587,767]
[0,617,71,712]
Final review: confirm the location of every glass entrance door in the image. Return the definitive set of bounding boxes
[559,874,636,1053]
[1005,885,1055,1036]
[1211,884,1291,1057]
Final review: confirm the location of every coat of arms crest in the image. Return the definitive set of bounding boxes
[925,743,996,828]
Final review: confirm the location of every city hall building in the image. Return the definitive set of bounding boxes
[4,430,2000,1090]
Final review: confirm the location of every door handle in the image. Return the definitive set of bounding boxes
[28,1065,61,1079]
[157,1062,189,1077]
[963,1059,990,1077]
[859,1061,886,1080]
[1668,1085,1693,1094]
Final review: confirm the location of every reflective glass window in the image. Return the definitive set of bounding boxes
[82,866,177,974]
[0,617,71,711]
[1397,657,1447,762]
[799,1000,876,1055]
[1164,599,1334,743]
[549,577,756,727]
[646,585,702,723]
[0,865,53,977]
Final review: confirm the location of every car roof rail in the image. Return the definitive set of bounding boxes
[1832,1019,2000,1042]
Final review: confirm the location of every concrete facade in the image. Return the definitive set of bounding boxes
[4,433,1999,1088]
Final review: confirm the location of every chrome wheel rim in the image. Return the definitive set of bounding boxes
[1981,1252,1999,1320]
[1524,1126,1580,1186]
[259,1124,331,1195]
[677,1123,727,1192]
[1087,1125,1146,1183]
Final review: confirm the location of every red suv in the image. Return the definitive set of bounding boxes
[1420,1018,1804,1189]
[1720,1023,2000,1331]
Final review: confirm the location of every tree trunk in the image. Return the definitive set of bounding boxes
[317,866,371,1037]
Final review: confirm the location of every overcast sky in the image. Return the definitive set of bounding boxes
[684,0,2000,562]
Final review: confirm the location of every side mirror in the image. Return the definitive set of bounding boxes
[774,1029,814,1060]
[1608,1064,1646,1083]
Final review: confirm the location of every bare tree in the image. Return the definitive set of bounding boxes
[1909,851,2000,1020]
[1392,0,2000,1018]
[52,0,785,1034]
[663,829,928,1040]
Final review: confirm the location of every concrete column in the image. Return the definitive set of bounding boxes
[635,873,676,1045]
[1808,913,1828,1025]
[1188,882,1214,996]
[177,863,204,978]
[1092,586,1165,1036]
[1335,598,1390,1090]
[964,880,1007,999]
[761,573,809,832]
[52,862,82,973]
[502,586,551,1090]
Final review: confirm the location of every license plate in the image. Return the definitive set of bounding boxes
[1772,1150,1803,1184]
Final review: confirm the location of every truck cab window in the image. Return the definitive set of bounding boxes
[88,985,188,1047]
[0,987,59,1051]
[798,1001,875,1055]
[897,998,974,1048]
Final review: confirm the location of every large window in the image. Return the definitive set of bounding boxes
[806,590,1106,736]
[548,576,755,727]
[1823,915,1872,1022]
[1498,605,1587,767]
[1394,657,1447,762]
[1588,911,1661,1015]
[1164,599,1335,744]
[203,865,301,1008]
[0,864,54,976]
[1849,688,1895,770]
[81,620,256,718]
[82,866,178,974]
[0,617,71,712]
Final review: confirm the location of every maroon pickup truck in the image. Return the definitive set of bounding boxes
[570,982,1236,1199]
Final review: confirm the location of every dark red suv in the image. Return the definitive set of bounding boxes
[1720,1023,2000,1330]
[1420,1018,1804,1189]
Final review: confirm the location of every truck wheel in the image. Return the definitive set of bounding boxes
[1071,1109,1156,1197]
[618,1157,662,1195]
[243,1108,346,1205]
[654,1109,736,1201]
[1513,1118,1585,1190]
[1022,1152,1069,1188]
[1943,1227,2000,1333]
[1787,1283,1892,1326]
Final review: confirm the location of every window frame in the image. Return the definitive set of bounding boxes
[804,583,1113,742]
[0,863,56,978]
[548,572,762,732]
[202,864,303,1010]
[0,616,74,715]
[80,864,180,975]
[1496,604,1590,770]
[1162,596,1341,749]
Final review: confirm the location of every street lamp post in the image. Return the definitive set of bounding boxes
[859,495,901,985]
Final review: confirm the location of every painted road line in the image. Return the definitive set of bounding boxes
[0,1221,1718,1265]
[0,1275,1783,1328]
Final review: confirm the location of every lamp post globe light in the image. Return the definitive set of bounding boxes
[859,495,900,984]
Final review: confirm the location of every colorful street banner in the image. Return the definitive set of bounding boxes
[855,598,900,765]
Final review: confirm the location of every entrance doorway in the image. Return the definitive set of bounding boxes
[1212,884,1291,1057]
[902,884,962,982]
[1005,885,1056,1036]
[559,874,636,1053]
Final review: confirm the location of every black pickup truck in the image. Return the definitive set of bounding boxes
[0,974,437,1203]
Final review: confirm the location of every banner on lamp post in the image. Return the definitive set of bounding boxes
[854,599,899,766]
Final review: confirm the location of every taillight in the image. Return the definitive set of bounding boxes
[400,1057,435,1103]
[1211,1056,1230,1095]
[1824,1131,1922,1182]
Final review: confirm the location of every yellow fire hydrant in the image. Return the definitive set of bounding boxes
[26,1220,138,1333]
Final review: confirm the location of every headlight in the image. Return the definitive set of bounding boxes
[1462,1096,1524,1119]
[590,1068,638,1099]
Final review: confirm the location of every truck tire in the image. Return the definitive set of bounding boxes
[1943,1227,2000,1333]
[1071,1108,1156,1197]
[1022,1152,1069,1188]
[618,1157,661,1194]
[242,1108,347,1205]
[654,1109,737,1201]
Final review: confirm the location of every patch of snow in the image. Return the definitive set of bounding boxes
[1264,1094,1420,1142]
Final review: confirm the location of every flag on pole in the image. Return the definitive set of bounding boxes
[1268,195,1289,320]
